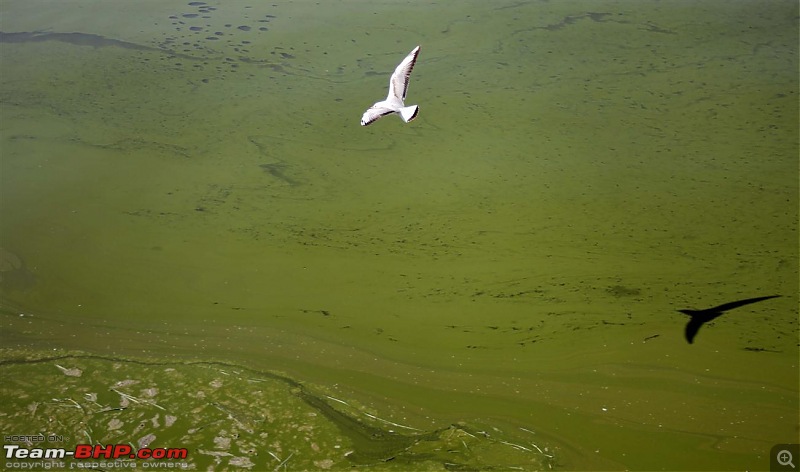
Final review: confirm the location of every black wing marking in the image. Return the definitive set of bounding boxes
[360,106,395,126]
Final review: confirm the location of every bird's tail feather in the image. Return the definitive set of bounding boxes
[399,105,419,123]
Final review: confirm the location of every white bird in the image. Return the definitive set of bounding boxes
[360,45,421,126]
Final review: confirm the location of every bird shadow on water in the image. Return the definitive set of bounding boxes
[677,295,781,344]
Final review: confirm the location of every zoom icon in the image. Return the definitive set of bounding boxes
[772,444,800,471]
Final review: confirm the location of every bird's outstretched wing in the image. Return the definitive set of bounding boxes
[360,105,394,127]
[684,316,706,344]
[706,295,780,313]
[678,295,780,344]
[388,45,420,102]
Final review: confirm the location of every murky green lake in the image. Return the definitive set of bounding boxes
[1,1,797,470]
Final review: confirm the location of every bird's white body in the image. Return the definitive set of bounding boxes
[361,45,421,126]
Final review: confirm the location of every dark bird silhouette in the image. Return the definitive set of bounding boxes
[678,295,780,344]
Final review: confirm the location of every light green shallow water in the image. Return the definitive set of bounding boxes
[1,0,798,470]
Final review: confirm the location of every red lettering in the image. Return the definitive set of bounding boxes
[94,444,114,459]
[166,448,188,459]
[73,444,92,459]
[74,443,189,460]
[113,444,132,458]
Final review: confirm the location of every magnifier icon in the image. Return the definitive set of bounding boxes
[778,450,796,469]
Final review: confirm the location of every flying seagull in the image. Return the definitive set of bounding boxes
[360,45,421,126]
[678,295,780,344]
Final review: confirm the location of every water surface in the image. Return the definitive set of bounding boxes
[1,1,798,470]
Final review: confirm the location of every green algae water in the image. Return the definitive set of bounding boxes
[1,0,797,470]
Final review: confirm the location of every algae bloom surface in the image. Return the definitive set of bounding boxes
[1,1,797,470]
